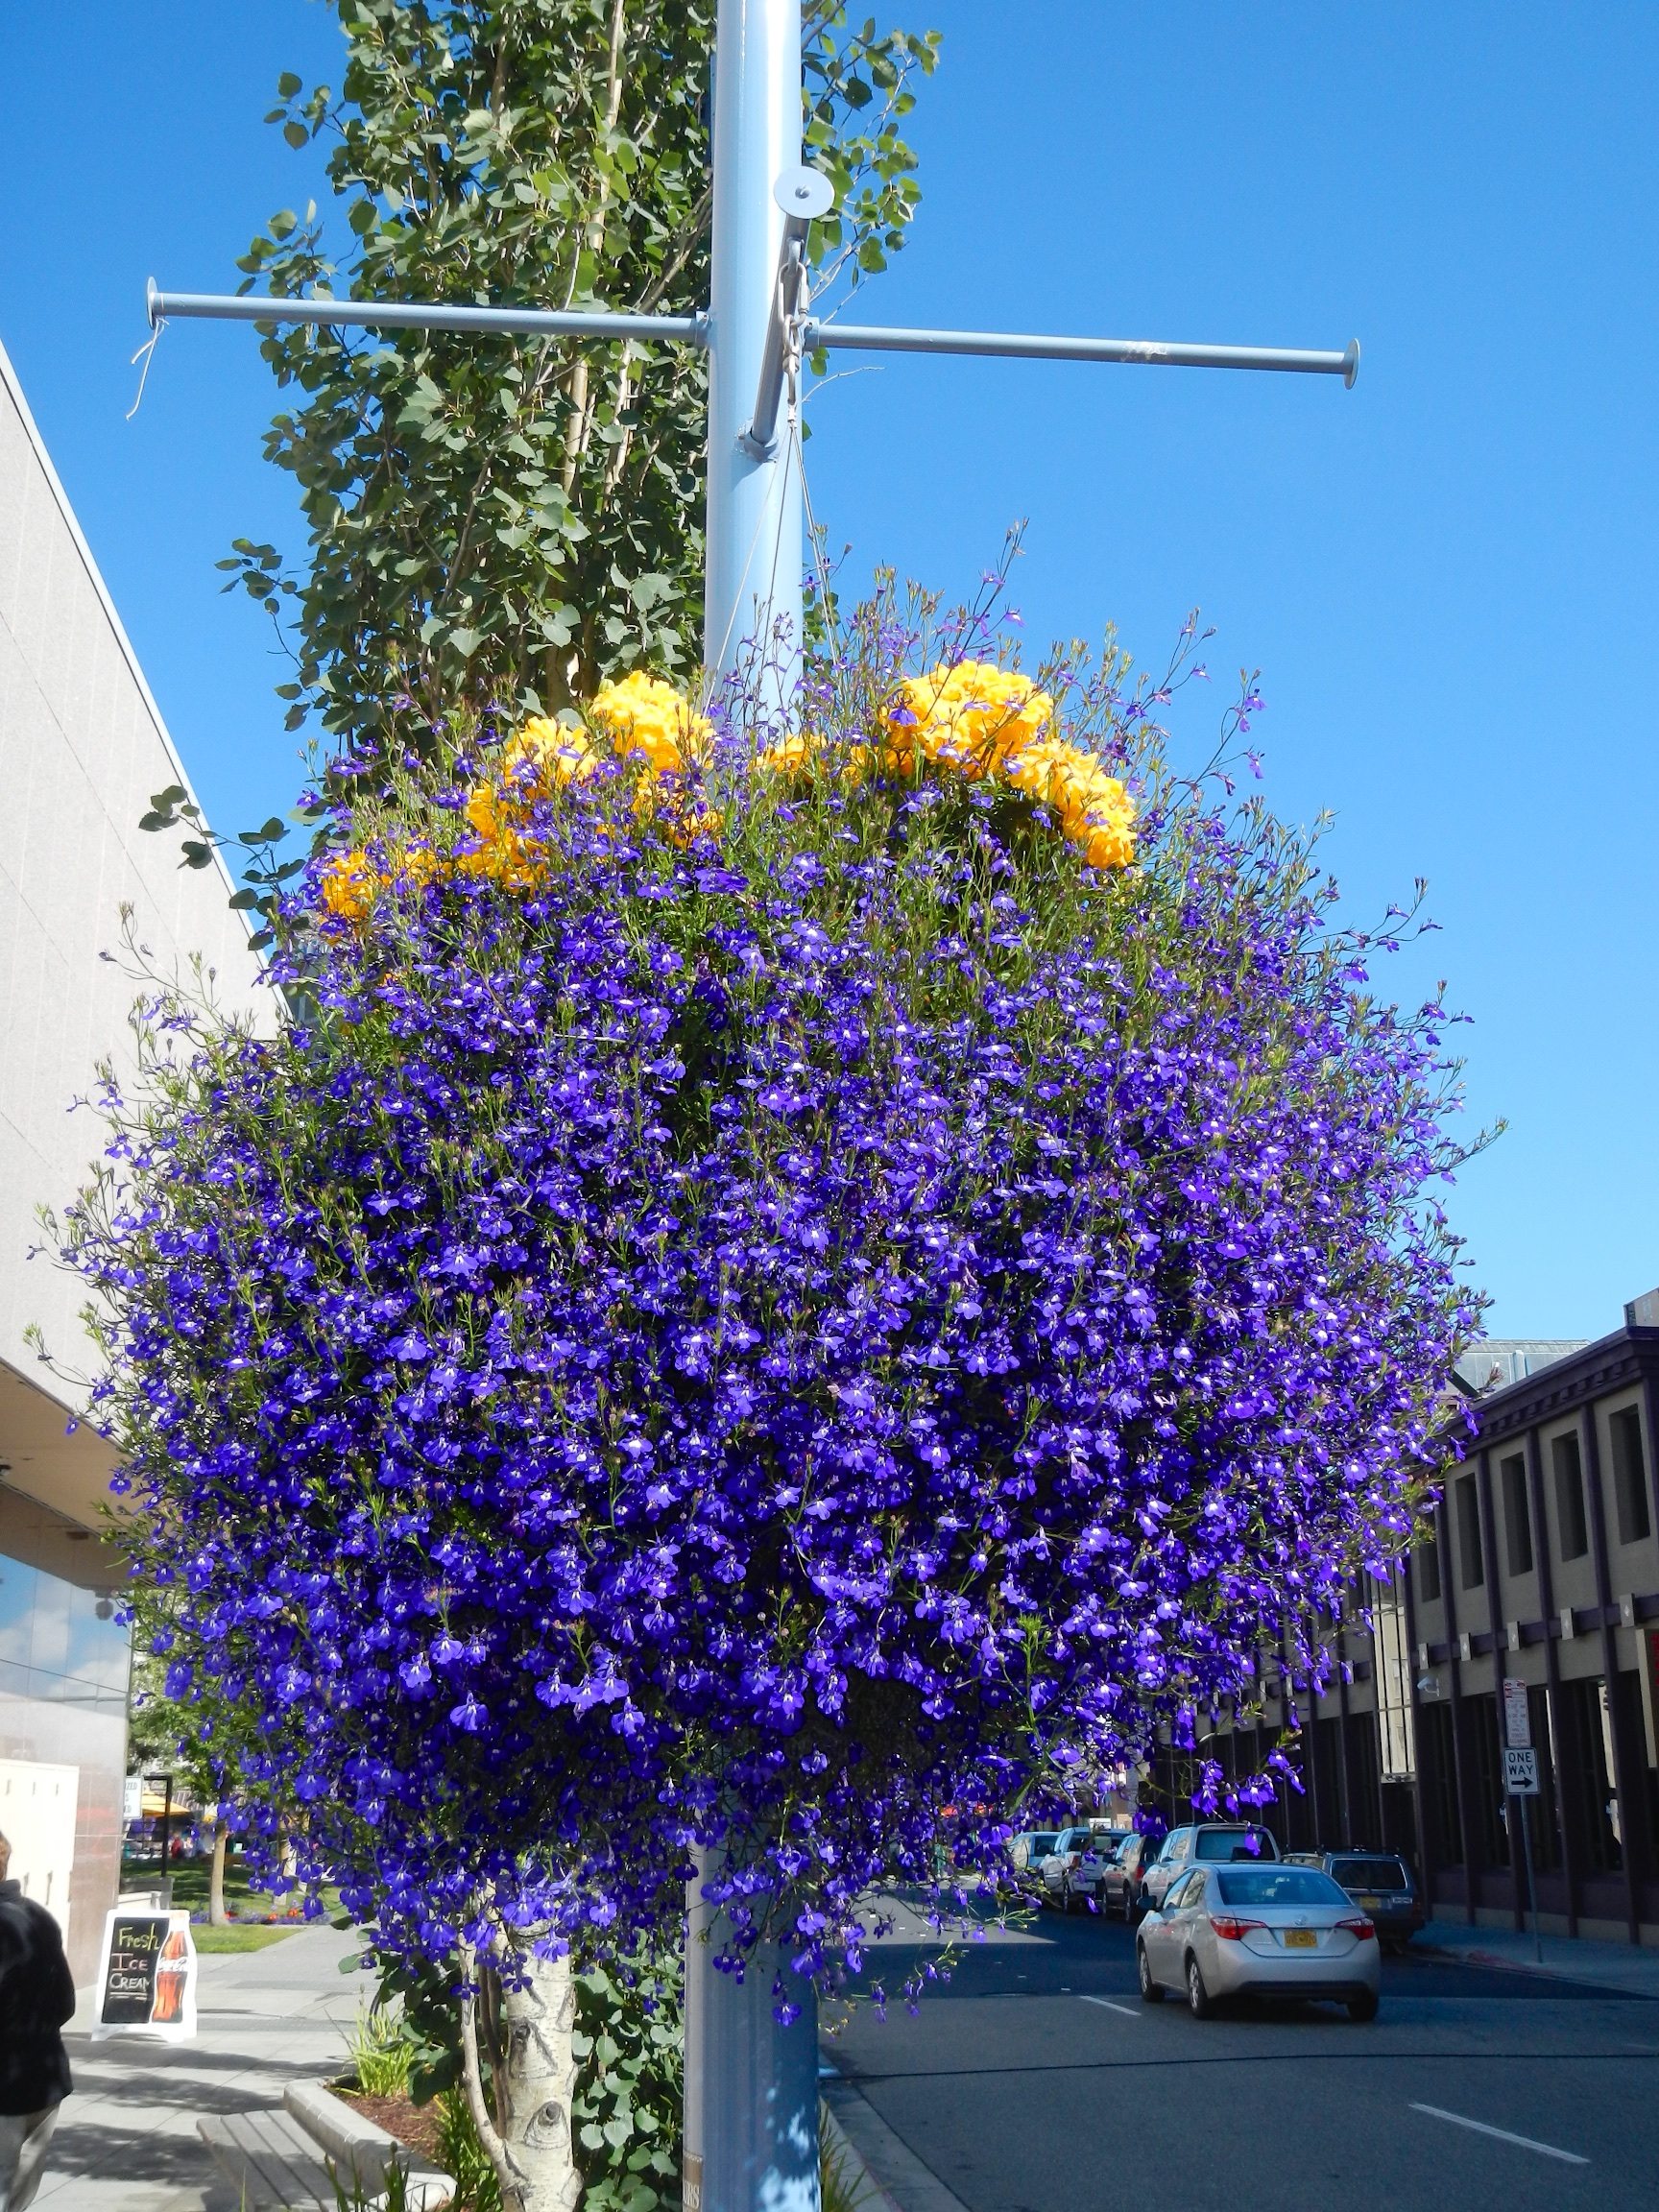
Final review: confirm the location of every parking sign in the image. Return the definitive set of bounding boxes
[1503,1745,1540,1796]
[1503,1677,1531,1749]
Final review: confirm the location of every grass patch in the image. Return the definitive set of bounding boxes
[120,1851,342,1925]
[190,1923,299,1954]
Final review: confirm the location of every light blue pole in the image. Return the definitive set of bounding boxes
[683,1849,821,2212]
[704,0,805,685]
[691,13,823,2200]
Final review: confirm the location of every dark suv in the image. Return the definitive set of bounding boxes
[1138,1823,1280,1917]
[1297,1849,1422,1951]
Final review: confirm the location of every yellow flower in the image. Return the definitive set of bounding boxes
[589,672,712,778]
[1004,737,1136,870]
[756,732,822,776]
[318,850,379,922]
[883,661,1054,780]
[504,715,599,788]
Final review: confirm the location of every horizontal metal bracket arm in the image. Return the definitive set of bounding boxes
[146,281,709,349]
[803,322,1359,386]
[147,283,1357,390]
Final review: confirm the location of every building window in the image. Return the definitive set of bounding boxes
[1417,1525,1441,1603]
[1500,1453,1533,1576]
[1608,1407,1651,1548]
[1467,1694,1508,1869]
[1455,1474,1483,1589]
[1560,1674,1622,1875]
[1418,1700,1463,1869]
[1551,1431,1589,1560]
[1527,1684,1563,1874]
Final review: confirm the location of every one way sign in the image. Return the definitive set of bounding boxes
[1503,1746,1541,1796]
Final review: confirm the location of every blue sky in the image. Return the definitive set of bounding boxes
[3,2,1655,1341]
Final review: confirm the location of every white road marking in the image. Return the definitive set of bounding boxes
[1078,1995,1139,2019]
[1409,2104,1588,2166]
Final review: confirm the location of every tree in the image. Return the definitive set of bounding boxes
[220,0,938,750]
[54,568,1479,2205]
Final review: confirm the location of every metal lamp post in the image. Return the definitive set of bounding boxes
[144,7,1360,2204]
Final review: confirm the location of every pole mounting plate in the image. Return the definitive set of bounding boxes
[773,167,834,225]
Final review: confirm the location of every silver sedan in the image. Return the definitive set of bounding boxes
[1136,1863,1381,2021]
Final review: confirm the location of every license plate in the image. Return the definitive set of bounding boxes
[1284,1928,1318,1949]
[1359,1895,1381,1911]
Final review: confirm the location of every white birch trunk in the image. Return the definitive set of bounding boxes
[498,1951,582,2212]
[465,1945,583,2212]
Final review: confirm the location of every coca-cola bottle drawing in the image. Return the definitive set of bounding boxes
[152,1926,189,2025]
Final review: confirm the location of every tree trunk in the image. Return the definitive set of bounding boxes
[208,1823,229,1926]
[463,1941,582,2212]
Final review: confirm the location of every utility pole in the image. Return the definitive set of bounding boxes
[143,9,1360,2205]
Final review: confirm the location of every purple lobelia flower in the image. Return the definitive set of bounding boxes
[54,574,1480,1986]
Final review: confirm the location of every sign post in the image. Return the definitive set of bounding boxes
[141,10,1363,2202]
[1503,1694,1544,1964]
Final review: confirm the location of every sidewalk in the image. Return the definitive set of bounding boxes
[39,1926,366,2212]
[1414,1917,1659,1999]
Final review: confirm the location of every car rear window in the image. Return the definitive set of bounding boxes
[1331,1857,1409,1891]
[1215,1867,1348,1908]
[1194,1829,1274,1862]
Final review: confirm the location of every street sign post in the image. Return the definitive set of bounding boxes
[141,9,1361,2204]
[1503,1738,1544,1964]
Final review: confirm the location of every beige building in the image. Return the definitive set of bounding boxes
[1142,1309,1659,1948]
[0,333,263,1979]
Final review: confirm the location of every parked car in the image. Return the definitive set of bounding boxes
[1302,1850,1422,1952]
[1100,1833,1159,1921]
[1007,1830,1061,1889]
[1139,1822,1280,1916]
[1038,1826,1116,1911]
[1136,1862,1381,2021]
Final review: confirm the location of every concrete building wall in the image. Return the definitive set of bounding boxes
[0,331,267,1979]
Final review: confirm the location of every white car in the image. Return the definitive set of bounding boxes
[1136,1862,1381,2021]
[1038,1826,1114,1911]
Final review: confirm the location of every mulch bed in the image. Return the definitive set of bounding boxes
[334,2088,446,2166]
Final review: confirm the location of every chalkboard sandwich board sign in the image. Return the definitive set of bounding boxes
[91,1907,198,2041]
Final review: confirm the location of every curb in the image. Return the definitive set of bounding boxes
[284,2080,455,2209]
[821,2075,973,2212]
[1411,1932,1659,2000]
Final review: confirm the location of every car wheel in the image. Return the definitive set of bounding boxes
[1137,1942,1164,2003]
[1348,1990,1379,2023]
[1186,1956,1212,2020]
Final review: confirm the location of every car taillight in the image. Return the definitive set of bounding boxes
[1336,1916,1375,1940]
[1209,1914,1266,1941]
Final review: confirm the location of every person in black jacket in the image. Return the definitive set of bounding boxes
[0,1828,75,2212]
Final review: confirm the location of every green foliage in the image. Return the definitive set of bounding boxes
[356,1932,683,2210]
[126,1588,262,1819]
[219,0,939,757]
[332,2155,412,2212]
[819,2109,872,2212]
[435,2086,503,2210]
[147,3,936,948]
[571,1939,685,2212]
[346,2001,419,2098]
[356,1947,469,2106]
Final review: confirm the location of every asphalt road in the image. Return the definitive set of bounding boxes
[823,1897,1659,2212]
